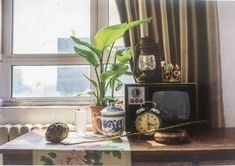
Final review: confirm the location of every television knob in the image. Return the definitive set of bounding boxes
[130,99,134,103]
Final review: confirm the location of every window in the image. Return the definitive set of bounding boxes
[13,0,90,54]
[0,0,132,106]
[12,65,90,97]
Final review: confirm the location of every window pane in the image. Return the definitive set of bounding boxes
[109,0,124,47]
[13,0,90,54]
[109,0,121,26]
[12,65,90,97]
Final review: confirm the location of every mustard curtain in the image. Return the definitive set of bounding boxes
[115,0,225,128]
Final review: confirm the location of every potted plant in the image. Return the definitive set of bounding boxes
[71,18,151,133]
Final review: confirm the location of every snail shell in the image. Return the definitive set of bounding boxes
[45,122,69,143]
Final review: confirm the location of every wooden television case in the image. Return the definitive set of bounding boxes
[125,83,198,133]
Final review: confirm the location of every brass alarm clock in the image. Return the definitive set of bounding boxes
[135,101,162,136]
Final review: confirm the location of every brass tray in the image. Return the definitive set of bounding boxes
[154,130,190,144]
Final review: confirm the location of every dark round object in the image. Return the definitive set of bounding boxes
[45,122,69,143]
[154,130,190,145]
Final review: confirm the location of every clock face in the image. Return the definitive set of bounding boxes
[135,112,161,136]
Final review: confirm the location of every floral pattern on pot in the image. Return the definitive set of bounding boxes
[99,104,125,137]
[102,119,124,135]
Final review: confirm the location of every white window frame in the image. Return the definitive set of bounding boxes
[0,0,111,106]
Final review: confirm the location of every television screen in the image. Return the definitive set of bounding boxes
[152,91,190,121]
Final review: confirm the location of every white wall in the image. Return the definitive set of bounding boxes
[218,1,235,127]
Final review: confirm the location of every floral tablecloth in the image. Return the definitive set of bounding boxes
[33,132,131,165]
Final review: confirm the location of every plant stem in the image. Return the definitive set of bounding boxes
[105,77,115,92]
[111,79,115,99]
[94,68,101,88]
[100,80,106,106]
[111,53,117,98]
[100,50,104,74]
[94,68,101,105]
[105,42,115,71]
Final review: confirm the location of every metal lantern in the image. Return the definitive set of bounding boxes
[137,37,161,83]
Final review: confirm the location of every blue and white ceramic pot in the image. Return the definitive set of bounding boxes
[94,105,125,137]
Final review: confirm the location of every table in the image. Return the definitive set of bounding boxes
[130,128,235,165]
[0,130,131,165]
[1,128,235,165]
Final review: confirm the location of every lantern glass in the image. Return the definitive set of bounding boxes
[138,54,156,71]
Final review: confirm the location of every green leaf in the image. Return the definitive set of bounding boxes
[124,71,133,75]
[83,89,95,95]
[112,151,121,159]
[114,78,123,91]
[116,48,132,64]
[95,17,152,51]
[88,151,102,165]
[40,156,47,162]
[83,74,98,88]
[75,92,83,96]
[101,64,128,81]
[76,89,95,97]
[109,78,115,92]
[40,156,53,165]
[48,152,57,158]
[74,46,99,68]
[101,70,116,82]
[104,151,111,155]
[111,64,129,76]
[106,96,117,103]
[116,47,129,55]
[112,139,123,143]
[71,36,101,57]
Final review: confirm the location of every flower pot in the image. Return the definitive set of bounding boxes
[90,105,104,134]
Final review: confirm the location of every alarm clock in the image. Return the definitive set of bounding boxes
[135,101,162,136]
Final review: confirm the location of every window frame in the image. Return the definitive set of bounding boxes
[0,0,111,106]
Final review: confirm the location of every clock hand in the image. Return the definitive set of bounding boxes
[147,123,155,130]
[148,123,151,130]
[147,122,156,126]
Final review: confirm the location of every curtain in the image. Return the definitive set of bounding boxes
[115,0,224,128]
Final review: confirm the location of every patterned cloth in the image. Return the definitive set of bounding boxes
[33,132,131,165]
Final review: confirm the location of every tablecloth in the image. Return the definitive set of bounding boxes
[33,132,131,165]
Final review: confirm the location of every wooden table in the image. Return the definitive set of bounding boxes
[130,128,235,165]
[1,128,235,165]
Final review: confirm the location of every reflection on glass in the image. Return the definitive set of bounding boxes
[12,65,90,97]
[13,0,90,54]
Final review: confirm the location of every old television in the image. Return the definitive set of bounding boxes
[125,83,198,132]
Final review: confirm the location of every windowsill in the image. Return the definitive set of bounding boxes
[0,105,81,109]
[2,98,92,107]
